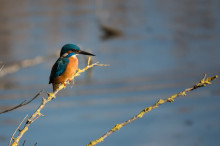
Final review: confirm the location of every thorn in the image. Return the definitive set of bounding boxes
[88,57,91,65]
[47,92,55,99]
[112,124,122,131]
[179,92,186,96]
[26,119,31,124]
[167,98,174,103]
[40,113,46,117]
[156,99,165,105]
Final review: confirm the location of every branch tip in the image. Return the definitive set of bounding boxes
[86,74,218,146]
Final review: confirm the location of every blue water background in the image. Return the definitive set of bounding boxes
[0,0,220,146]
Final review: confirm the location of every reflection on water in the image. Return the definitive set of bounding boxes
[0,0,220,146]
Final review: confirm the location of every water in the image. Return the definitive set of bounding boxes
[0,0,220,146]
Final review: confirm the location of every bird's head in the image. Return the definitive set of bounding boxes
[60,44,95,57]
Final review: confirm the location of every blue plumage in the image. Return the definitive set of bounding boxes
[60,44,80,57]
[49,57,69,84]
[49,43,95,91]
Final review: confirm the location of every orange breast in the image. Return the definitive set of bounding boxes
[53,56,78,84]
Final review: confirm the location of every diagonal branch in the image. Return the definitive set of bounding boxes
[86,74,218,146]
[10,57,108,146]
[0,64,4,72]
[0,90,43,114]
[8,115,28,146]
[0,52,59,78]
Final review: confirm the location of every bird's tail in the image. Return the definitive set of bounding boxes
[53,83,60,92]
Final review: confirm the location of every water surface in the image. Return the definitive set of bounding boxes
[0,0,220,146]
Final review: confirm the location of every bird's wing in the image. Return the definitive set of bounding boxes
[49,57,69,84]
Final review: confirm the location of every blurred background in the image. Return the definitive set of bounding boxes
[0,0,220,146]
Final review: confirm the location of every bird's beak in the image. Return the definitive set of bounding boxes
[77,50,95,56]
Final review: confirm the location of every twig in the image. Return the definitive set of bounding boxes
[0,90,43,114]
[22,140,26,146]
[0,52,58,78]
[0,64,4,72]
[8,115,28,146]
[10,57,108,146]
[86,74,218,146]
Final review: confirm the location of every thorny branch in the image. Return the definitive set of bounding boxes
[10,57,108,146]
[86,74,218,146]
[0,90,43,114]
[0,52,59,78]
[8,115,28,146]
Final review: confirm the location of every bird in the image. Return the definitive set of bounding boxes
[49,44,95,92]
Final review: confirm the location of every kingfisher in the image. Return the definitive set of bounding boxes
[49,44,95,92]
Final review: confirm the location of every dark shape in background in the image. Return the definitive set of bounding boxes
[100,24,122,40]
